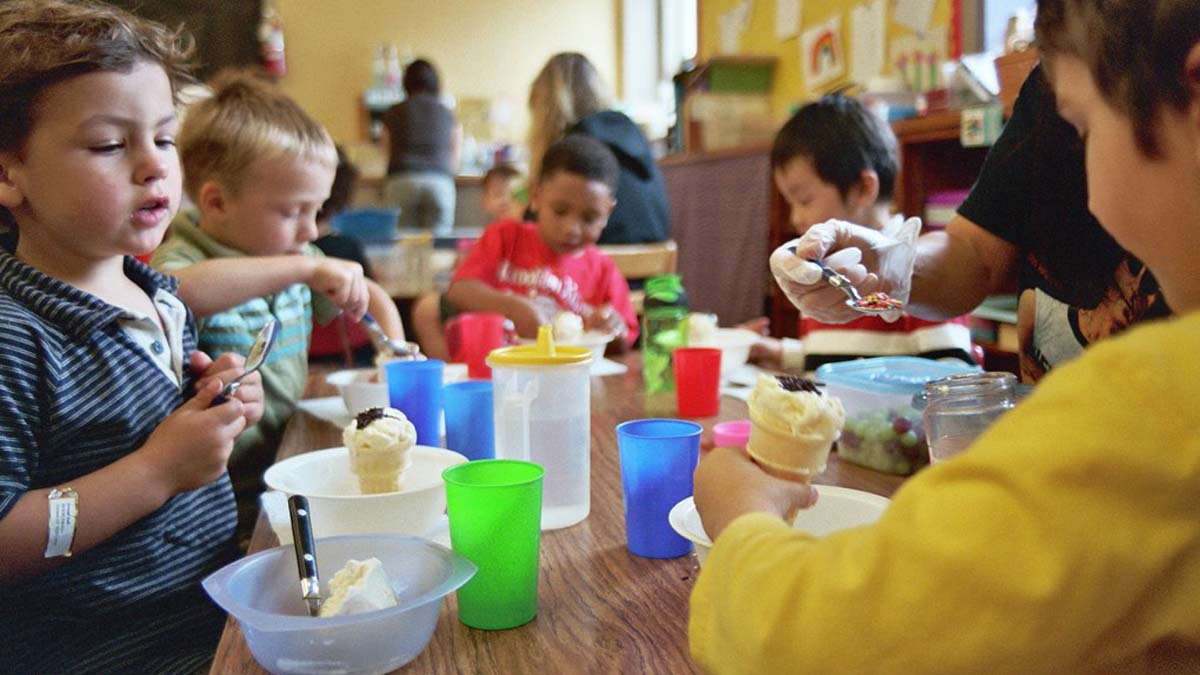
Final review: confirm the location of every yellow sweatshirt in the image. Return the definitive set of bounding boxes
[690,312,1200,674]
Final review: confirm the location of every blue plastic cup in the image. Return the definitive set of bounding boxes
[442,381,495,461]
[616,419,702,558]
[385,360,444,446]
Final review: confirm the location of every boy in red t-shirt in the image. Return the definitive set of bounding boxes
[412,135,637,359]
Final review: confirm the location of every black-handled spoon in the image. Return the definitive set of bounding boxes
[287,495,322,617]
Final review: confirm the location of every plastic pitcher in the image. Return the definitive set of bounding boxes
[487,326,592,530]
[446,312,512,378]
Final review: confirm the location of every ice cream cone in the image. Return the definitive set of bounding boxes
[343,406,417,495]
[746,412,834,481]
[349,453,413,494]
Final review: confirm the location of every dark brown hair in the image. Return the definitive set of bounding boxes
[770,95,898,203]
[1036,0,1200,156]
[0,0,194,156]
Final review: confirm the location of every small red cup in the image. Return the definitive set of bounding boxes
[673,347,722,417]
[446,312,512,378]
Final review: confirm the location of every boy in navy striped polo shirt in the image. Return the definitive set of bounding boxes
[152,71,406,539]
[0,2,265,671]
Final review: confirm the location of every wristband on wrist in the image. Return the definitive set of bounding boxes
[44,486,79,558]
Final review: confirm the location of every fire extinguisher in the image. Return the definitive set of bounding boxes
[258,1,286,77]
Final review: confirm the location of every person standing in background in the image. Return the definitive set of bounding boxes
[527,52,669,245]
[381,58,460,235]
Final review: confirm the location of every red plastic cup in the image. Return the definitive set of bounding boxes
[446,312,511,378]
[712,419,751,448]
[673,347,722,417]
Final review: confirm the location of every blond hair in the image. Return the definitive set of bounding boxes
[526,52,611,184]
[178,69,336,200]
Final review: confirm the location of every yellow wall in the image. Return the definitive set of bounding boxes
[699,0,953,120]
[275,0,619,145]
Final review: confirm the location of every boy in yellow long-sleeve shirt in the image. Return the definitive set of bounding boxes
[690,1,1200,672]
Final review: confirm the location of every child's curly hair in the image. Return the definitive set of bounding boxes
[0,0,194,231]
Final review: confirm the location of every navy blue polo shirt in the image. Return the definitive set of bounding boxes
[0,251,237,673]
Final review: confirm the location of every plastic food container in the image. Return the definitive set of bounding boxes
[815,357,979,475]
[203,535,475,675]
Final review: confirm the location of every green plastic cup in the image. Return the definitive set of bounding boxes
[443,459,544,630]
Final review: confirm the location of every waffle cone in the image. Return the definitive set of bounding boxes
[746,415,833,481]
[350,451,412,495]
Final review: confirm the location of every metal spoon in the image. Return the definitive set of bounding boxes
[805,258,903,315]
[212,319,278,405]
[287,495,323,617]
[361,311,421,359]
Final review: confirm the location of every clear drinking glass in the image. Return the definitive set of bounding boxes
[922,372,1018,463]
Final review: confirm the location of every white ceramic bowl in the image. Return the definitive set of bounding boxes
[203,535,475,675]
[326,369,387,416]
[327,365,471,416]
[669,486,890,566]
[263,446,467,539]
[707,328,760,380]
[572,330,616,362]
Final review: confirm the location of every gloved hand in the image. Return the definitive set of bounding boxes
[769,216,921,323]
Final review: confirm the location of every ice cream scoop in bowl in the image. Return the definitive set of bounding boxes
[203,534,475,675]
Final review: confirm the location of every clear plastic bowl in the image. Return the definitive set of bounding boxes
[203,535,475,675]
[264,446,467,538]
[668,487,890,566]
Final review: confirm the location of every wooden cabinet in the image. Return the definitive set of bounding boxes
[768,111,991,340]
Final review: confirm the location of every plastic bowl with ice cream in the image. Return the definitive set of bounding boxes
[264,446,467,538]
[203,534,475,675]
[668,487,890,566]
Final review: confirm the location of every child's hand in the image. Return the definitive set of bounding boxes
[137,379,248,495]
[309,258,369,321]
[190,351,265,427]
[738,316,770,335]
[504,295,544,339]
[693,447,818,540]
[585,304,627,338]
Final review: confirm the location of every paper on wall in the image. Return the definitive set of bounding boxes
[892,0,936,34]
[718,0,755,54]
[775,0,801,41]
[800,14,845,90]
[850,0,885,84]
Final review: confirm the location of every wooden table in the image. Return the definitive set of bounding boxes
[210,356,905,674]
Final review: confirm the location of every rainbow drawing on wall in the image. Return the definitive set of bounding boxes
[800,15,845,90]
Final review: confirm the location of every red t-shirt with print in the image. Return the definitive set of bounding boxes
[452,219,639,342]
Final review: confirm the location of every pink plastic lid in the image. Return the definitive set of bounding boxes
[712,420,751,448]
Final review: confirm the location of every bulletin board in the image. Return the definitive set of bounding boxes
[699,0,959,120]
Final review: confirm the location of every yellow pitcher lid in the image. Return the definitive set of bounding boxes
[487,326,592,366]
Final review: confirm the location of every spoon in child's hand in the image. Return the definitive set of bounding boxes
[211,319,278,406]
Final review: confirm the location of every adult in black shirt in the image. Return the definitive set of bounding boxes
[779,65,1169,382]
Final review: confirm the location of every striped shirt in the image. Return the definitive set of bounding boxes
[152,212,338,499]
[0,251,237,673]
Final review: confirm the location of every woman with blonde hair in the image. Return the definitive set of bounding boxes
[527,52,669,244]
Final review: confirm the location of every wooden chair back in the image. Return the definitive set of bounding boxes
[598,240,678,314]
